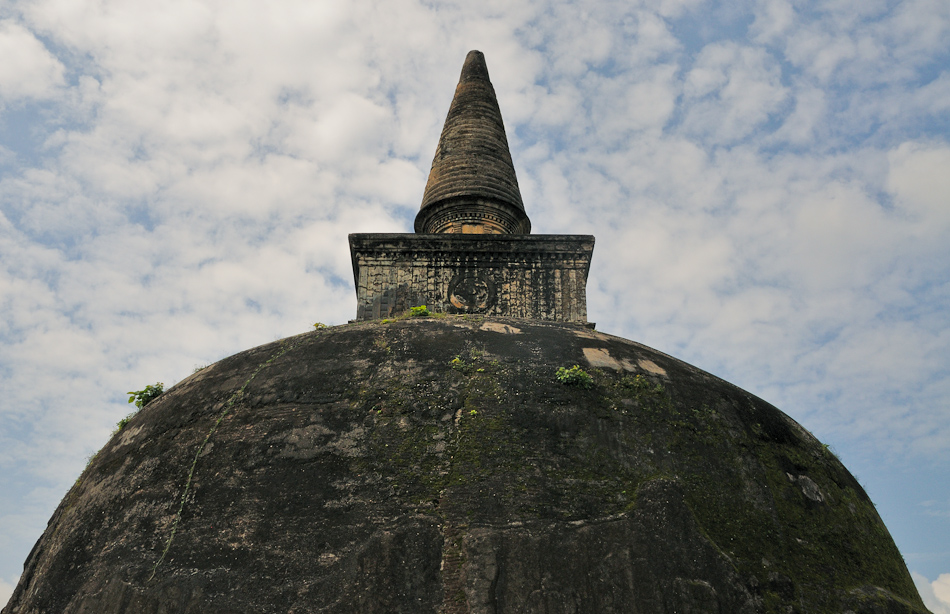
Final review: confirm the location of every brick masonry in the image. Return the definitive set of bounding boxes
[349,233,594,322]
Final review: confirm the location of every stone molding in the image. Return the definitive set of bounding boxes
[413,197,531,235]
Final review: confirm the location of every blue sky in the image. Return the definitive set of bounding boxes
[1,0,949,609]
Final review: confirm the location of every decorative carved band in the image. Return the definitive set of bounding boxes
[414,197,531,235]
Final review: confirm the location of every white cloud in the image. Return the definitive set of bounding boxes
[913,572,950,614]
[767,0,949,91]
[887,142,950,229]
[750,0,795,44]
[937,574,950,606]
[656,0,705,20]
[785,28,859,83]
[884,0,950,66]
[588,64,680,139]
[0,19,64,102]
[770,83,825,145]
[0,575,16,607]
[921,501,950,519]
[681,42,788,143]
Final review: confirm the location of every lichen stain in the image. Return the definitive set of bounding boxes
[637,359,667,376]
[480,322,521,334]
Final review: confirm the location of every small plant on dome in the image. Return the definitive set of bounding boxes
[113,412,137,435]
[410,305,431,317]
[127,382,164,409]
[623,374,665,395]
[313,322,328,330]
[115,382,163,435]
[555,366,593,389]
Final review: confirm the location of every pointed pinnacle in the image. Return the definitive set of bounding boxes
[415,50,531,234]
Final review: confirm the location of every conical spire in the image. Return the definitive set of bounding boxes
[414,50,531,234]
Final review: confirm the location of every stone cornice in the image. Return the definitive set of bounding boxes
[349,233,594,288]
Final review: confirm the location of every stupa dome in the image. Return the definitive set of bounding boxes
[2,318,927,613]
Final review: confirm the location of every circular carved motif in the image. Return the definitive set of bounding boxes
[448,272,496,313]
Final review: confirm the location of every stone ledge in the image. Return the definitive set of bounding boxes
[349,233,594,284]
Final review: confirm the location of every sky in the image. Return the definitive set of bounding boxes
[0,0,948,608]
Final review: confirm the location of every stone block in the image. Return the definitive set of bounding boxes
[348,233,594,322]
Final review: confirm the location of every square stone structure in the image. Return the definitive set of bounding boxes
[349,233,594,322]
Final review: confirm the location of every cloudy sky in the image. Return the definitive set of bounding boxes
[1,0,948,608]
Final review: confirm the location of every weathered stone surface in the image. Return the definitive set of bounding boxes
[3,318,928,613]
[415,50,530,235]
[349,234,594,322]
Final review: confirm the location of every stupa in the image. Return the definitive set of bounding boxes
[2,51,929,614]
